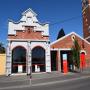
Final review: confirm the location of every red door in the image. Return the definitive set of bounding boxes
[80,52,86,69]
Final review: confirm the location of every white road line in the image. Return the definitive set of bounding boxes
[0,75,90,90]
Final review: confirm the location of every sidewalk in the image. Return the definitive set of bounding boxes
[0,70,90,82]
[0,71,90,89]
[0,71,75,82]
[32,71,74,80]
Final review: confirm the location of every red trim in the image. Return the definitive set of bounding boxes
[32,64,45,66]
[13,64,26,67]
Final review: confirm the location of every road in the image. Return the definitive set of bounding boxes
[0,75,90,90]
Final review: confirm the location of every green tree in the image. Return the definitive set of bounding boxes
[0,42,5,53]
[57,28,65,39]
[71,39,81,69]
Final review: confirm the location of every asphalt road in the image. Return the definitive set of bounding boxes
[1,76,90,90]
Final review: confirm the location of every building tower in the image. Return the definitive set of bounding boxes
[82,0,90,41]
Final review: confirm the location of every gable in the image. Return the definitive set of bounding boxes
[8,8,49,37]
[50,32,90,49]
[22,8,37,17]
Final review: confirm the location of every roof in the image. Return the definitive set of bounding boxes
[50,32,90,45]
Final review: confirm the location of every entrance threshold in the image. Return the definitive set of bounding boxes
[11,73,27,76]
[11,72,47,76]
[32,72,47,75]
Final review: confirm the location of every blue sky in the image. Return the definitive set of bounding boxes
[0,0,82,46]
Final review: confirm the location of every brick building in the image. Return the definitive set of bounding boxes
[50,32,90,72]
[82,0,90,41]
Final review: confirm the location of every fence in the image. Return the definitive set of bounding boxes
[0,54,6,75]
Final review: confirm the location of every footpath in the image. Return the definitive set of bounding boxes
[0,69,90,89]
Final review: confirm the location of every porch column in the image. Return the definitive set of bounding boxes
[27,42,31,75]
[58,50,61,72]
[45,42,51,72]
[6,41,12,76]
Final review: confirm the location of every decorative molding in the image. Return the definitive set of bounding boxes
[80,50,87,55]
[8,8,49,36]
[7,39,50,42]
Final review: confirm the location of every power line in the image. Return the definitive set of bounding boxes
[50,15,82,26]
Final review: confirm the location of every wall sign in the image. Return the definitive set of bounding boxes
[18,65,23,73]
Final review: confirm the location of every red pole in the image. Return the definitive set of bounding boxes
[63,54,68,73]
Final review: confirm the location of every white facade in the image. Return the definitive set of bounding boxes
[6,8,51,75]
[8,8,49,36]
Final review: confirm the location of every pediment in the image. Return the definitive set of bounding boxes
[22,8,37,17]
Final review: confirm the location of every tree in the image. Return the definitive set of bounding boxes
[57,28,65,39]
[71,39,81,69]
[0,42,5,53]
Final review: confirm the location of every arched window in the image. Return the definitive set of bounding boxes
[32,47,45,72]
[12,46,26,73]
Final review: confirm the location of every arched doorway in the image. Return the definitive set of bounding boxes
[80,52,86,69]
[32,47,45,72]
[12,46,26,73]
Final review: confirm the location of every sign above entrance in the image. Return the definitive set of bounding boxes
[18,65,23,73]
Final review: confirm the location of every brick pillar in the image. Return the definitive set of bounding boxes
[57,50,61,72]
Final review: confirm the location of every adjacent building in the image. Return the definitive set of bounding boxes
[82,0,90,41]
[51,32,90,72]
[0,54,6,75]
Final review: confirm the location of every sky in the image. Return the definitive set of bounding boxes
[0,0,83,46]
